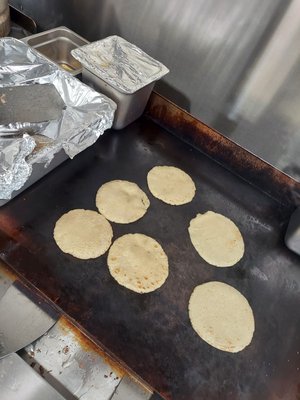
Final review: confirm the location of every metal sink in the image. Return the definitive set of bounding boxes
[22,26,89,75]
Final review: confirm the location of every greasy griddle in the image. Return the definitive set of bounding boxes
[0,102,300,399]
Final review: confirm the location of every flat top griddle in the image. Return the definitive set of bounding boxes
[0,109,300,399]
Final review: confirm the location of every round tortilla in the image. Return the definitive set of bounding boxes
[96,180,150,224]
[54,209,113,259]
[107,233,169,293]
[147,166,196,205]
[188,211,244,267]
[189,281,255,353]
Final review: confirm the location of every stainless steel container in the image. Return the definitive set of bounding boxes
[82,68,156,130]
[0,0,10,37]
[72,36,169,129]
[22,26,89,76]
[0,38,116,205]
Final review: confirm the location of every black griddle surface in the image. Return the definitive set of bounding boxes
[0,117,300,400]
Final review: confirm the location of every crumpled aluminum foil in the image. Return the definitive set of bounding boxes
[0,134,35,200]
[72,35,169,94]
[0,38,116,200]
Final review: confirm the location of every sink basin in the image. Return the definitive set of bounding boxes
[22,26,89,75]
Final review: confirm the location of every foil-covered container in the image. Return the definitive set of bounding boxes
[72,35,169,129]
[0,38,116,204]
[72,35,169,94]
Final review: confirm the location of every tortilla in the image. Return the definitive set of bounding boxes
[189,281,255,353]
[107,233,169,293]
[54,209,113,259]
[188,211,244,267]
[96,180,150,223]
[147,166,196,205]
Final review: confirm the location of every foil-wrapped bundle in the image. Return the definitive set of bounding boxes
[0,38,116,201]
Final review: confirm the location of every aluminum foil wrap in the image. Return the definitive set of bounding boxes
[0,38,116,200]
[72,35,169,94]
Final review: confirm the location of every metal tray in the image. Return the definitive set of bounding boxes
[22,26,89,75]
[0,38,115,206]
[0,94,299,399]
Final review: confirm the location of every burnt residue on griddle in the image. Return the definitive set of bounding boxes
[59,317,126,379]
[146,93,300,209]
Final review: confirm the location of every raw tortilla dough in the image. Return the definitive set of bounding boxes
[189,281,255,353]
[96,180,150,224]
[188,211,244,267]
[107,233,169,293]
[147,166,196,205]
[54,209,113,259]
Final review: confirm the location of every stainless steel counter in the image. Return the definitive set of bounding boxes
[20,319,152,400]
[0,353,65,400]
[1,316,153,400]
[0,264,154,400]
